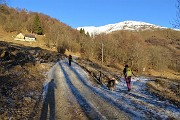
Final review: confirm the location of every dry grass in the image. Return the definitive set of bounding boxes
[146,68,180,107]
[0,40,60,119]
[64,49,81,58]
[0,63,50,119]
[147,78,180,107]
[147,69,180,80]
[0,29,56,52]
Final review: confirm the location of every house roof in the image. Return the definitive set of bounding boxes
[25,34,36,38]
[16,33,24,38]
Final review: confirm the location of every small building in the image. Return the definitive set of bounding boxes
[14,33,36,41]
[14,33,25,41]
[24,34,36,41]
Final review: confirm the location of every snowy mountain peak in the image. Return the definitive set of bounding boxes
[77,21,168,35]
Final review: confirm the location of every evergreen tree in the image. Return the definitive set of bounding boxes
[86,31,90,37]
[80,28,85,34]
[33,14,43,35]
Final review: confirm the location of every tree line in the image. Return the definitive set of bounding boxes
[80,29,180,73]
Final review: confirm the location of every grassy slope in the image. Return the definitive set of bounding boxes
[0,28,179,119]
[0,39,60,119]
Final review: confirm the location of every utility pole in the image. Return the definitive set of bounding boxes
[99,42,104,85]
[102,43,104,64]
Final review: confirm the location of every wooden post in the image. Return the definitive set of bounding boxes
[100,42,104,85]
[102,43,104,64]
[99,71,102,84]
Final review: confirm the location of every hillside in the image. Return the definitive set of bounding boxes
[0,4,180,119]
[0,4,82,53]
[0,41,62,119]
[0,4,179,74]
[0,4,179,72]
[0,40,179,119]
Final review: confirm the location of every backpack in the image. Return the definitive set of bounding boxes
[69,55,72,61]
[126,67,132,77]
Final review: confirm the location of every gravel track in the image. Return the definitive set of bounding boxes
[42,60,129,120]
[41,59,180,120]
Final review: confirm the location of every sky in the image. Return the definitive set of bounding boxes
[7,0,178,28]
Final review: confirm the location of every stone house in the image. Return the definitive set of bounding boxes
[24,34,36,41]
[14,33,36,41]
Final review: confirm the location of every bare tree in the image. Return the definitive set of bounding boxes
[174,0,180,28]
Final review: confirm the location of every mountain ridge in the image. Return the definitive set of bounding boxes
[77,20,178,35]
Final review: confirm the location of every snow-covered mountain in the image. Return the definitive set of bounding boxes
[77,21,168,35]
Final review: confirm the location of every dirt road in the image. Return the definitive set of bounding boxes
[40,59,180,120]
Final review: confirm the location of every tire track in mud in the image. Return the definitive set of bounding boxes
[59,61,130,120]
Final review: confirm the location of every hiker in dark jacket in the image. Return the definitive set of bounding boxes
[123,65,135,91]
[68,55,72,66]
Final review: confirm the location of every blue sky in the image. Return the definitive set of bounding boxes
[8,0,177,28]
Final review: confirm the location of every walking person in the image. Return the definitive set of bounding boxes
[123,65,135,91]
[68,55,72,66]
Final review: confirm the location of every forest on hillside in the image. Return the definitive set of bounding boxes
[0,4,180,73]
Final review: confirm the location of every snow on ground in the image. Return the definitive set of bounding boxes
[43,59,180,120]
[71,60,180,119]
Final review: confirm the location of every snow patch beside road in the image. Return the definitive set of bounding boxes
[42,60,180,119]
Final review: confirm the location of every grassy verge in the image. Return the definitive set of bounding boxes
[147,77,180,107]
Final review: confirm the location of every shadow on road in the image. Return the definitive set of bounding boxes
[65,61,140,119]
[40,79,57,120]
[59,62,104,120]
